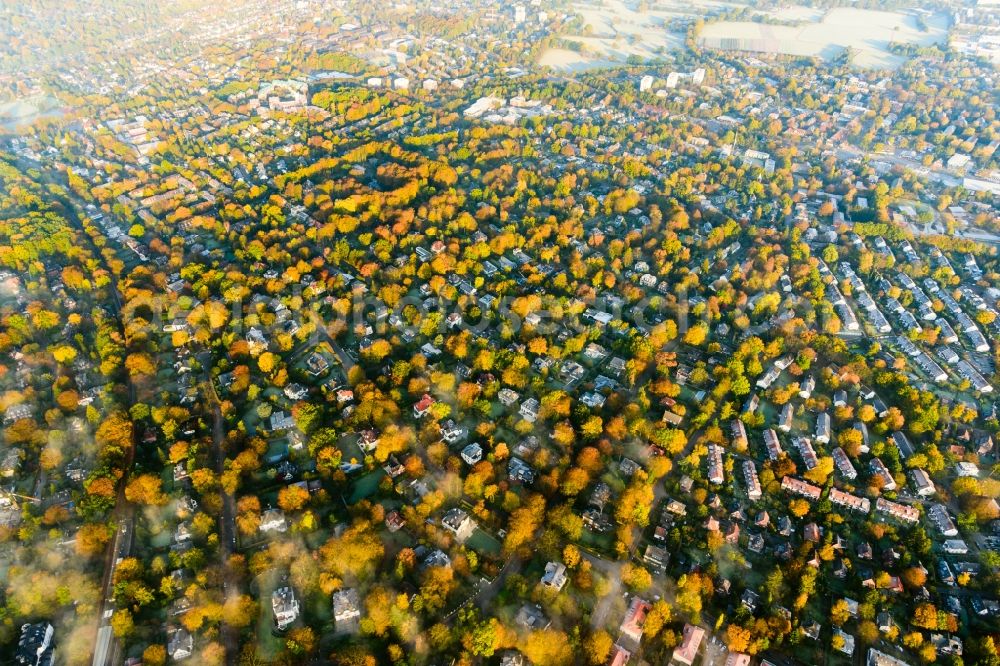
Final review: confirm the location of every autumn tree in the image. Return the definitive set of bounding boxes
[111,609,135,639]
[584,630,613,665]
[278,484,310,512]
[726,624,752,654]
[76,523,112,557]
[319,522,385,580]
[621,563,653,591]
[522,629,574,666]
[142,645,167,666]
[831,599,851,626]
[125,473,168,505]
[503,494,546,554]
[803,456,834,485]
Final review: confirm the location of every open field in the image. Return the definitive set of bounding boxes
[539,47,637,72]
[542,2,949,71]
[0,95,64,131]
[539,0,692,71]
[699,7,949,69]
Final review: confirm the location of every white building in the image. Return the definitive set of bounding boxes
[260,508,288,534]
[743,460,762,501]
[167,628,193,661]
[272,586,301,630]
[541,561,568,591]
[461,442,484,465]
[464,96,505,119]
[909,469,936,497]
[257,79,309,113]
[442,507,476,542]
[333,588,361,633]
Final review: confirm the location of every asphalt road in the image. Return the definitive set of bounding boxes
[206,372,239,666]
[48,176,138,666]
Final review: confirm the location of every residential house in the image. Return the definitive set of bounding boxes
[422,549,451,569]
[955,462,980,477]
[515,604,550,630]
[804,522,822,543]
[260,508,288,534]
[269,411,295,432]
[815,412,831,444]
[589,482,612,511]
[795,437,819,469]
[743,460,762,501]
[870,458,897,491]
[620,597,653,644]
[731,420,749,449]
[498,388,520,406]
[0,448,22,478]
[779,403,794,432]
[15,622,53,666]
[672,623,706,666]
[167,628,193,661]
[461,443,483,465]
[508,457,535,484]
[910,469,936,496]
[764,429,783,461]
[541,562,568,592]
[832,447,857,480]
[725,653,752,666]
[942,537,969,555]
[974,430,994,456]
[757,365,781,389]
[441,420,466,444]
[358,429,380,453]
[877,612,895,634]
[608,645,631,666]
[867,648,912,666]
[519,398,540,423]
[3,403,31,425]
[707,444,725,485]
[829,488,870,514]
[876,498,920,524]
[333,588,361,633]
[892,431,915,461]
[385,510,406,532]
[927,504,958,537]
[272,586,300,630]
[413,393,436,418]
[644,544,669,572]
[834,628,856,656]
[441,507,476,542]
[781,476,822,500]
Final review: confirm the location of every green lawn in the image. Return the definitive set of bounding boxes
[349,469,386,503]
[466,528,501,555]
